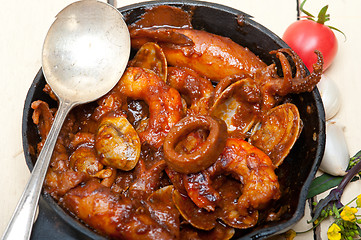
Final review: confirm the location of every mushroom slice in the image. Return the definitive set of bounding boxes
[216,178,258,229]
[172,189,217,231]
[130,42,167,82]
[95,114,141,171]
[210,78,261,139]
[249,103,302,167]
[146,185,180,239]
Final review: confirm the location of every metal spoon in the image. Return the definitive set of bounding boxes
[2,1,130,239]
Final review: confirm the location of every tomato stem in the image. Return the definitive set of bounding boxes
[316,5,330,25]
[300,0,314,19]
[299,0,346,40]
[300,0,329,24]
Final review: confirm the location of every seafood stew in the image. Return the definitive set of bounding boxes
[22,1,325,239]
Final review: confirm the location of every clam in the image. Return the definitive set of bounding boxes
[95,115,141,171]
[172,189,217,230]
[146,185,180,238]
[249,103,302,167]
[69,146,103,176]
[180,223,235,240]
[210,78,260,139]
[129,42,167,81]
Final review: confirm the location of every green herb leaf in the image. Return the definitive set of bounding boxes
[307,151,361,199]
[307,174,360,199]
[307,173,343,199]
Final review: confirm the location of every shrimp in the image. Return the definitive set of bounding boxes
[181,138,280,227]
[118,67,184,148]
[210,138,281,215]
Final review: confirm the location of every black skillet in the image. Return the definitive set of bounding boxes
[22,1,325,239]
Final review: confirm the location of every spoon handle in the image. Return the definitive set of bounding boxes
[2,100,73,240]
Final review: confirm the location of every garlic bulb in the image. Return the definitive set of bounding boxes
[319,121,349,176]
[317,74,342,120]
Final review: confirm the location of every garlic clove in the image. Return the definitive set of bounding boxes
[319,121,349,176]
[317,74,342,120]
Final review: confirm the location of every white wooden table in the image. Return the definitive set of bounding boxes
[1,0,360,239]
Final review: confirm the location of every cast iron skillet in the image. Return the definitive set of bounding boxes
[22,0,326,239]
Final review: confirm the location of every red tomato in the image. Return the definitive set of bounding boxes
[283,20,338,71]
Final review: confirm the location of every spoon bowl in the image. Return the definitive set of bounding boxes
[2,1,130,239]
[42,0,130,103]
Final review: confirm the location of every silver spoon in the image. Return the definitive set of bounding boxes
[2,1,130,239]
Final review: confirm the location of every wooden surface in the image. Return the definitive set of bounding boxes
[1,0,360,239]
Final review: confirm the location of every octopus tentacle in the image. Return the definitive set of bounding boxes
[272,50,293,95]
[270,48,307,79]
[289,50,323,93]
[268,49,323,96]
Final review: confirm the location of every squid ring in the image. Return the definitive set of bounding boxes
[163,115,227,174]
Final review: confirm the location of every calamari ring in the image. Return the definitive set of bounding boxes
[163,115,227,174]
